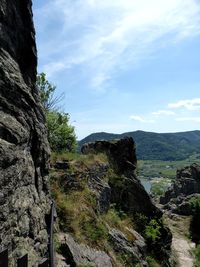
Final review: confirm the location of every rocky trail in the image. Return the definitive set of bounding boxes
[164,213,195,267]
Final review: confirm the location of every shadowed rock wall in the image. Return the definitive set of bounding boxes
[0,0,51,265]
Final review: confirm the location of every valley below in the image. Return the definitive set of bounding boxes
[138,153,200,196]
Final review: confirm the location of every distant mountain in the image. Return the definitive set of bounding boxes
[78,130,200,161]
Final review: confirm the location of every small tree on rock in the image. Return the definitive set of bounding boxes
[37,72,77,152]
[47,111,77,152]
[36,72,63,112]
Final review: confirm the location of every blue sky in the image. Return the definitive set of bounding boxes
[33,0,200,140]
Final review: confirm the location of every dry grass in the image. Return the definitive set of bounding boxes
[51,151,108,168]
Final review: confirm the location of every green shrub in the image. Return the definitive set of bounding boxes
[146,256,160,267]
[190,196,200,243]
[54,234,61,253]
[144,219,161,243]
[193,245,200,267]
[190,196,200,215]
[116,252,135,267]
[82,219,108,243]
[151,183,165,197]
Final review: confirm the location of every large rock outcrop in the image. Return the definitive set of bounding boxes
[160,164,200,215]
[82,137,160,217]
[0,1,51,265]
[53,138,171,266]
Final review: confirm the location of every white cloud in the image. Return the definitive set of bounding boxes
[176,117,200,122]
[43,62,66,78]
[34,0,200,89]
[91,73,111,91]
[168,98,200,110]
[129,115,155,123]
[152,110,175,116]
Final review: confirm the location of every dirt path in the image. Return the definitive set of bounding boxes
[164,213,195,267]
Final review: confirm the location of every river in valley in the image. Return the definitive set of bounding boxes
[139,177,151,193]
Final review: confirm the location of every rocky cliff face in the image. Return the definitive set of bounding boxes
[82,137,160,217]
[53,138,171,266]
[0,1,51,265]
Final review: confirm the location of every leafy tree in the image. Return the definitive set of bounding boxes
[36,72,63,112]
[47,111,77,152]
[37,72,77,152]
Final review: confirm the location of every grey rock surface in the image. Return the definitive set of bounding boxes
[58,233,113,267]
[87,163,111,214]
[108,227,147,266]
[0,0,51,265]
[160,164,200,214]
[82,138,160,217]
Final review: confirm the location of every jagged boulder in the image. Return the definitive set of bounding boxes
[82,138,160,217]
[57,233,113,267]
[87,163,111,213]
[108,227,147,266]
[81,137,137,174]
[160,164,200,213]
[0,1,51,265]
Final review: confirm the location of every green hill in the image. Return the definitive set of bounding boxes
[78,130,200,161]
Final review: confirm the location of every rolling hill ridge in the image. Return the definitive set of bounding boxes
[78,130,200,161]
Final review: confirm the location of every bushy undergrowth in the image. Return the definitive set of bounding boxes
[190,196,200,243]
[51,169,133,249]
[146,256,161,267]
[193,245,200,267]
[144,219,161,243]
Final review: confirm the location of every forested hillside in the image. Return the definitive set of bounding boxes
[79,130,200,161]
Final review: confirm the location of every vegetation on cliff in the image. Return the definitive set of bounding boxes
[190,196,200,244]
[190,196,200,267]
[37,72,77,152]
[50,139,171,266]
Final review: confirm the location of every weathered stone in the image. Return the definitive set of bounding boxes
[58,233,113,267]
[163,194,200,216]
[108,227,147,266]
[81,137,137,174]
[88,164,111,213]
[56,253,70,267]
[128,228,147,254]
[81,138,171,263]
[160,164,200,215]
[0,0,51,265]
[82,138,160,217]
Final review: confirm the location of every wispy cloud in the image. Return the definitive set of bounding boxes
[168,98,200,110]
[152,110,176,116]
[176,117,200,122]
[34,0,200,90]
[129,115,155,123]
